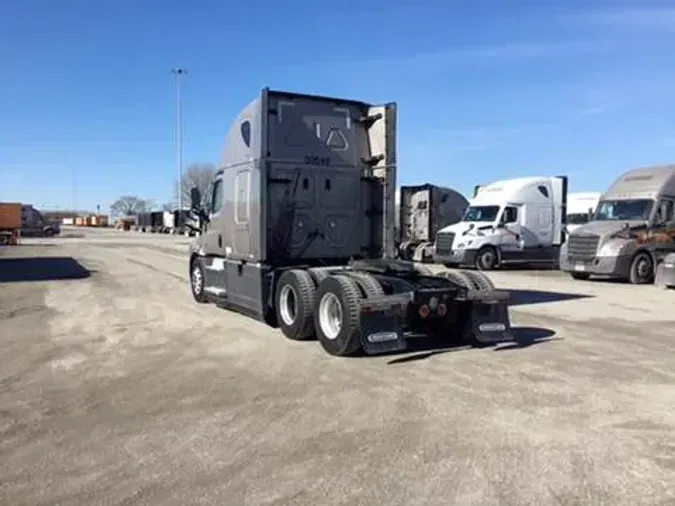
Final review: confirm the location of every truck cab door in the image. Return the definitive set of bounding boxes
[204,176,225,256]
[498,205,523,253]
[536,205,554,246]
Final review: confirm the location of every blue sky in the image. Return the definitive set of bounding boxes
[2,0,675,212]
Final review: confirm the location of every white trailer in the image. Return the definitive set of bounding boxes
[566,192,601,234]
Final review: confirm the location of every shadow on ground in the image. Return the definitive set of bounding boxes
[58,233,86,238]
[508,289,593,306]
[386,326,558,364]
[499,263,560,271]
[0,257,91,283]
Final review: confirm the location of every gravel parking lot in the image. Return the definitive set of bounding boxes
[1,228,674,506]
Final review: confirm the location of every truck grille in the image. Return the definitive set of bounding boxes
[435,232,455,255]
[567,234,600,261]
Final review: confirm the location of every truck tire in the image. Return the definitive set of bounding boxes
[399,241,414,261]
[629,252,654,285]
[275,269,316,341]
[475,246,498,270]
[190,257,209,303]
[413,264,435,276]
[314,275,363,357]
[345,271,384,298]
[437,270,473,289]
[463,270,495,291]
[307,267,331,285]
[570,273,590,281]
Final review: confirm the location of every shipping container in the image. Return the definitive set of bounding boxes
[0,202,22,245]
[0,203,22,229]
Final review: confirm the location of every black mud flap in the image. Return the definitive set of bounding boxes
[358,294,410,355]
[465,289,514,344]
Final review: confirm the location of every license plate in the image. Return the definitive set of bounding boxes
[574,263,586,272]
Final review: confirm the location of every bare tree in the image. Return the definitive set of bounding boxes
[176,163,216,209]
[110,195,151,217]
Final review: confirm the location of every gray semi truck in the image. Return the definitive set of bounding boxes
[395,184,468,263]
[21,205,60,237]
[186,88,514,357]
[560,164,675,284]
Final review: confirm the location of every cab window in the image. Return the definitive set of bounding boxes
[654,199,675,225]
[502,206,519,224]
[211,179,224,215]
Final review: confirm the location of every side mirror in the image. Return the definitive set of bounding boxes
[190,187,201,209]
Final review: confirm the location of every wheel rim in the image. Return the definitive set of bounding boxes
[279,285,298,326]
[191,265,203,294]
[480,251,494,269]
[636,256,651,279]
[319,292,342,340]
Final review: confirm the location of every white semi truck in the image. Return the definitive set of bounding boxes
[566,192,601,234]
[434,176,568,270]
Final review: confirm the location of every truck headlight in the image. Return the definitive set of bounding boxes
[456,240,472,249]
[599,242,623,257]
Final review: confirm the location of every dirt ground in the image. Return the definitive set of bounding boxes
[1,228,674,506]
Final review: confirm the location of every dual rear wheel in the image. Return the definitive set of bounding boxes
[274,270,382,357]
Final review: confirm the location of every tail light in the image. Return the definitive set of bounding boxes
[418,304,430,318]
[437,303,447,317]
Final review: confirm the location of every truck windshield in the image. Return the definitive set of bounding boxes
[462,205,500,222]
[567,213,590,225]
[593,199,653,221]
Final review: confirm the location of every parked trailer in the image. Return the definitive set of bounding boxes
[136,212,152,232]
[172,209,195,235]
[161,209,193,235]
[0,202,22,245]
[150,211,164,233]
[162,211,175,233]
[396,183,468,262]
[186,88,513,357]
[561,164,675,284]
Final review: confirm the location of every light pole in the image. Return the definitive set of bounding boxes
[72,166,77,213]
[171,68,187,210]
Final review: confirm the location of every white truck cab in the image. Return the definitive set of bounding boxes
[566,192,601,234]
[434,176,568,270]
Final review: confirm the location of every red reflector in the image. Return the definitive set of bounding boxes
[361,305,373,313]
[437,303,447,316]
[418,304,430,318]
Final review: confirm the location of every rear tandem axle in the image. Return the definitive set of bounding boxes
[192,257,514,357]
